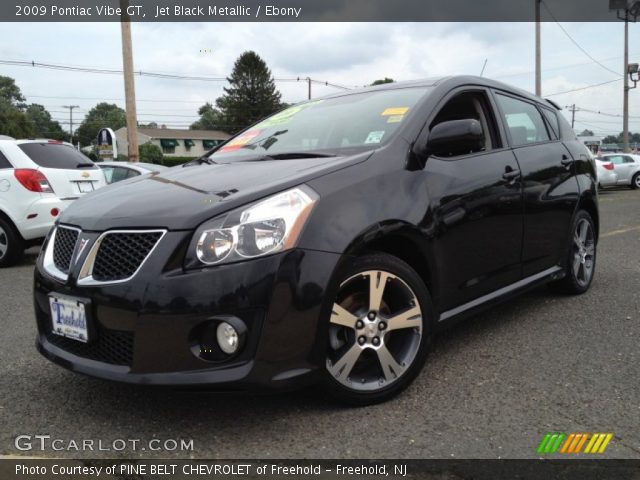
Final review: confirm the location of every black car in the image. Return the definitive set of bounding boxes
[33,76,598,404]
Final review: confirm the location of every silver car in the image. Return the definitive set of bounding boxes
[595,157,619,188]
[600,153,640,189]
[98,161,169,184]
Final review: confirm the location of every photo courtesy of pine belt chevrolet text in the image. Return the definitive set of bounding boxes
[33,76,598,404]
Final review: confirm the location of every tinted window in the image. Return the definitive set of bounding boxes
[19,143,96,170]
[541,108,560,139]
[0,150,12,169]
[623,156,635,163]
[496,94,551,146]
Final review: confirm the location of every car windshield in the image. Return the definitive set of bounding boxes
[208,87,430,161]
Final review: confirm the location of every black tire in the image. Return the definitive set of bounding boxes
[0,217,24,268]
[322,252,434,405]
[632,173,640,190]
[548,210,596,295]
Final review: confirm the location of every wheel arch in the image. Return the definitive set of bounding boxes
[343,221,437,302]
[0,208,24,241]
[577,194,599,241]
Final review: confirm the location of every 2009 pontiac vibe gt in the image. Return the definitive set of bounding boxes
[34,76,598,404]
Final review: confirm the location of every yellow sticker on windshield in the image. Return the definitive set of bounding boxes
[382,107,409,116]
[256,100,324,128]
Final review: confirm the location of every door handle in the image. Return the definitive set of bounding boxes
[561,155,573,166]
[502,168,521,180]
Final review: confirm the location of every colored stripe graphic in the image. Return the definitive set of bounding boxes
[539,433,613,454]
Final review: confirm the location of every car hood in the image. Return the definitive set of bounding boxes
[59,153,369,231]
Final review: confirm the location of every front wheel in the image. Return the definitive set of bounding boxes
[322,253,433,405]
[632,173,640,190]
[548,210,596,294]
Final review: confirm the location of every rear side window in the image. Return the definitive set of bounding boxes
[606,156,625,165]
[0,150,12,169]
[495,94,551,146]
[18,143,96,170]
[541,108,560,139]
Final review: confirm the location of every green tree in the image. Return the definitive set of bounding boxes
[0,99,34,138]
[75,103,126,147]
[602,135,619,144]
[139,142,163,164]
[25,104,66,140]
[215,51,283,134]
[371,77,395,86]
[191,102,224,130]
[0,76,27,110]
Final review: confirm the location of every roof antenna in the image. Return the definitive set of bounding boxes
[480,59,488,77]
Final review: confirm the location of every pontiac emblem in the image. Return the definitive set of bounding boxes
[73,238,90,266]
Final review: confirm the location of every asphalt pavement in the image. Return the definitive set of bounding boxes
[1,188,639,460]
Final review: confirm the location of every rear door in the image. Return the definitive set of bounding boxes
[17,142,105,199]
[493,92,580,277]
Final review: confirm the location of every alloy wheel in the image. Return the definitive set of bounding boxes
[327,270,423,392]
[572,218,595,287]
[0,225,7,260]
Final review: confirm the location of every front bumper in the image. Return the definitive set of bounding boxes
[34,234,341,390]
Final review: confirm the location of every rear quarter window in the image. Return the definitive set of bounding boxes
[0,150,12,169]
[18,143,97,170]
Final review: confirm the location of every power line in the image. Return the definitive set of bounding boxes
[541,0,622,78]
[546,78,622,97]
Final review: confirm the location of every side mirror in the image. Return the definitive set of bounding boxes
[426,119,484,157]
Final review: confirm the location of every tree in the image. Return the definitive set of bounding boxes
[0,99,34,138]
[578,129,594,137]
[25,104,66,140]
[139,142,163,164]
[215,51,283,134]
[191,102,224,130]
[139,121,158,129]
[74,103,126,147]
[371,78,395,86]
[0,76,27,110]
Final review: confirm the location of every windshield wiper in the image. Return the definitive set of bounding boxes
[255,152,337,161]
[184,156,216,166]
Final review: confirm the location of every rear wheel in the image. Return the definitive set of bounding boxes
[0,218,24,268]
[632,173,640,190]
[548,210,596,294]
[322,253,433,405]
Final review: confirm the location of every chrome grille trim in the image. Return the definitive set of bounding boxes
[77,229,167,286]
[42,225,81,282]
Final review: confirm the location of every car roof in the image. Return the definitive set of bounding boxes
[317,75,559,110]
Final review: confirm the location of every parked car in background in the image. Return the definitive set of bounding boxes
[594,156,618,188]
[0,139,105,267]
[600,153,640,189]
[34,76,598,404]
[98,161,169,184]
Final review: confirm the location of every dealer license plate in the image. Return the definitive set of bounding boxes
[49,294,90,343]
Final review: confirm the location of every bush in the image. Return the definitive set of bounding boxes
[162,156,197,167]
[139,142,163,164]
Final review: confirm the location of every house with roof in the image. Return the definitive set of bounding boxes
[115,127,231,158]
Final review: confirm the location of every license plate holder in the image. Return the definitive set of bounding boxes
[48,294,93,343]
[77,181,94,193]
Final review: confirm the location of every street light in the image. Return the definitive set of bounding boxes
[628,63,640,89]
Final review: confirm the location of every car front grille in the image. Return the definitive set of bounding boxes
[91,231,164,282]
[52,227,79,274]
[44,326,134,366]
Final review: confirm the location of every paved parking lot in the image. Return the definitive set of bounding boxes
[1,189,639,459]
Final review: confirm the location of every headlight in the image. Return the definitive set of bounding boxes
[186,186,318,268]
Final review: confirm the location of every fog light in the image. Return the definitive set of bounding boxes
[216,322,239,354]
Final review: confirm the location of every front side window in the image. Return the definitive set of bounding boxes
[496,94,550,147]
[208,87,431,162]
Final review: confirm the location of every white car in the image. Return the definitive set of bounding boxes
[97,161,169,184]
[600,153,640,189]
[0,138,106,267]
[595,157,619,188]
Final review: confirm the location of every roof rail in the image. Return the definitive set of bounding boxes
[545,98,562,110]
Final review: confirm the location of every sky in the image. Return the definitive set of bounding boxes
[0,21,637,138]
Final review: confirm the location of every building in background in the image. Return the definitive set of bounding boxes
[115,127,230,158]
[577,134,602,154]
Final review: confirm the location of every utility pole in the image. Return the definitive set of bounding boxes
[120,0,139,162]
[62,105,79,143]
[623,10,630,152]
[535,0,542,96]
[568,104,577,129]
[307,77,312,100]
